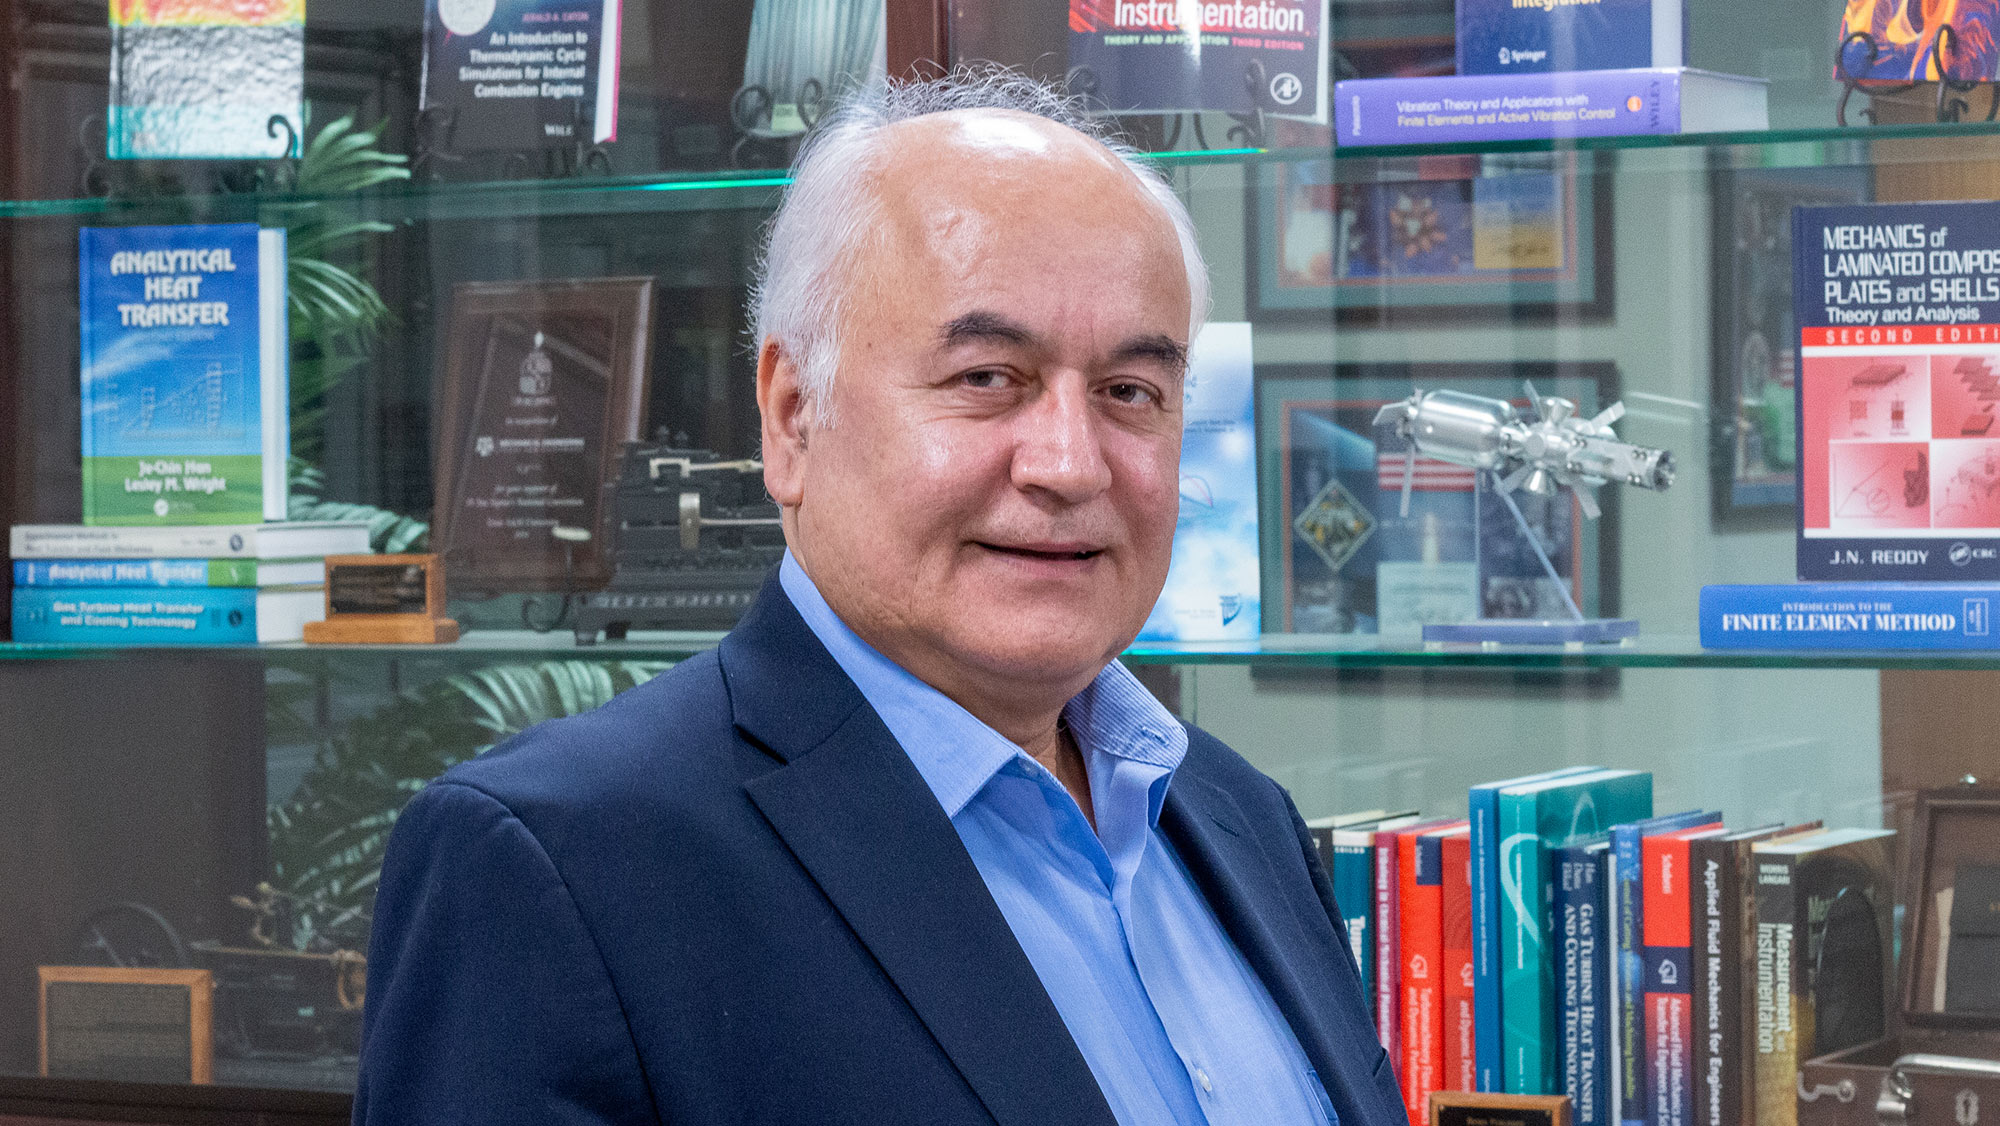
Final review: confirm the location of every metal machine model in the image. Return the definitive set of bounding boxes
[572,436,785,643]
[1373,383,1676,643]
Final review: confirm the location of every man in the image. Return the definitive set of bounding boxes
[356,72,1400,1126]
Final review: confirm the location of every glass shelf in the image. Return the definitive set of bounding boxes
[6,631,2000,671]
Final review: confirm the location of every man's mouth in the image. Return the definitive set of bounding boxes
[977,542,1105,562]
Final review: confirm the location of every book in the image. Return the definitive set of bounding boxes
[1457,0,1682,75]
[419,0,622,152]
[12,558,325,588]
[1305,809,1389,869]
[1403,821,1470,1123]
[108,0,304,159]
[1609,811,1721,1126]
[1140,323,1260,642]
[11,586,325,644]
[1319,810,1420,997]
[1688,825,1821,1126]
[10,523,370,561]
[1751,828,1896,1126]
[1473,765,1599,1092]
[1382,816,1461,1053]
[1702,584,2000,648]
[1555,836,1611,1126]
[1792,200,2000,581]
[78,223,288,525]
[1443,830,1478,1097]
[1334,69,1768,147]
[1500,769,1654,1094]
[1643,824,1728,1126]
[1067,0,1328,121]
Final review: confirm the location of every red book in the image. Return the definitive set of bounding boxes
[1441,829,1476,1095]
[1374,826,1401,1053]
[1400,819,1468,1125]
[1642,824,1725,1126]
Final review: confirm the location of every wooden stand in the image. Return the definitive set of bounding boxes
[301,554,460,645]
[39,966,213,1084]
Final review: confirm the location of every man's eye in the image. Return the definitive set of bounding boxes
[962,369,1007,389]
[1106,381,1157,406]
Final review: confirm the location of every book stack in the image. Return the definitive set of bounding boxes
[9,522,371,644]
[1332,0,1768,144]
[1310,770,1896,1126]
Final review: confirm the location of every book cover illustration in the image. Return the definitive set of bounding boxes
[1457,0,1680,75]
[1836,0,2000,84]
[420,0,622,151]
[1499,770,1653,1095]
[1068,0,1327,121]
[1140,323,1259,642]
[1751,828,1894,1126]
[78,224,286,526]
[109,0,304,159]
[1794,200,2000,580]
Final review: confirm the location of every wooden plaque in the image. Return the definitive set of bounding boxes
[302,554,460,644]
[432,277,655,591]
[1430,1092,1572,1126]
[38,966,213,1085]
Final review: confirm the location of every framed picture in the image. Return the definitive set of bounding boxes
[39,965,214,1084]
[1248,145,1612,323]
[432,277,656,592]
[1257,362,1621,635]
[1709,164,1872,523]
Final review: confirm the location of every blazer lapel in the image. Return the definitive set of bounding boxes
[1162,757,1393,1125]
[722,578,1117,1126]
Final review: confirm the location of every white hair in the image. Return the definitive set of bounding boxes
[749,67,1212,421]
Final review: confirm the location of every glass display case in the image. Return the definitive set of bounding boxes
[2,0,1998,1121]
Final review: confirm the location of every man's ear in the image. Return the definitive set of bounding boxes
[756,337,808,508]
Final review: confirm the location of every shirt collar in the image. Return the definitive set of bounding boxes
[779,551,1189,823]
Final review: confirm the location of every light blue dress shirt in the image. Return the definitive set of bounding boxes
[780,554,1337,1126]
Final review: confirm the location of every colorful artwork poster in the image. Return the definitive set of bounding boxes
[1795,200,2000,579]
[1709,166,1872,521]
[1836,0,2000,84]
[420,0,622,152]
[1068,0,1328,120]
[1251,151,1608,322]
[1138,323,1260,644]
[108,0,305,159]
[1257,366,1614,634]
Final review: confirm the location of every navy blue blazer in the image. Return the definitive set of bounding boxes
[354,577,1403,1125]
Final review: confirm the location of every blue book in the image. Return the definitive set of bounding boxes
[12,558,323,588]
[1499,770,1653,1094]
[78,223,288,525]
[1139,323,1259,642]
[1456,0,1682,75]
[1471,765,1597,1092]
[1334,69,1767,148]
[1608,811,1718,1126]
[1555,837,1612,1126]
[1701,584,2000,648]
[11,586,322,645]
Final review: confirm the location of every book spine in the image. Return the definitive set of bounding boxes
[1471,785,1504,1092]
[1499,792,1554,1093]
[1702,584,2000,648]
[9,527,251,559]
[1752,857,1799,1126]
[1334,836,1375,996]
[78,228,101,525]
[10,586,258,644]
[1335,72,1683,146]
[1376,828,1402,1054]
[1689,840,1729,1126]
[1612,826,1651,1126]
[1644,836,1697,1126]
[11,559,256,587]
[1557,847,1609,1126]
[1444,833,1477,1095]
[259,227,288,523]
[1403,832,1446,1124]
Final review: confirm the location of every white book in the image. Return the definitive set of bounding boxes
[10,521,371,560]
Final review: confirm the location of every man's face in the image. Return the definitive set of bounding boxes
[761,111,1192,711]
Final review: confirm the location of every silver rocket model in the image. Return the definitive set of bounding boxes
[1372,383,1675,520]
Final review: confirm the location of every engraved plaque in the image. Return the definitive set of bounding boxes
[328,559,433,616]
[39,967,212,1084]
[1430,1092,1571,1126]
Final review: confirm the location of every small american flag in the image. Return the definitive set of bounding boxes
[1376,452,1477,492]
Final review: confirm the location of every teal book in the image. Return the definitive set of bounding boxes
[1499,768,1653,1093]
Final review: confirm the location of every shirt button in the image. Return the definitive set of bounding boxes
[1195,1068,1213,1093]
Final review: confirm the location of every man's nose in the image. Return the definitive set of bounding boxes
[1011,375,1114,504]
